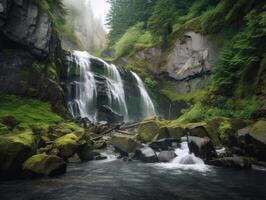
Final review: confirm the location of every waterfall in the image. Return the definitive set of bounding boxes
[131,72,156,118]
[67,50,156,123]
[67,51,97,121]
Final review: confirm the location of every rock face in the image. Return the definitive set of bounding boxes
[167,31,219,81]
[0,0,59,59]
[134,147,158,163]
[188,136,216,160]
[22,154,66,177]
[0,131,37,179]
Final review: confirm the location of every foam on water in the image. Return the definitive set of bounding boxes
[155,142,210,172]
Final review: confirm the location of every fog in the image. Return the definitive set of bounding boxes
[62,0,107,53]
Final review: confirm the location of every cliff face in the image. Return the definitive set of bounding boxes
[0,0,67,115]
[118,31,222,95]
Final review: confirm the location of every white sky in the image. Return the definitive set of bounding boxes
[89,0,110,30]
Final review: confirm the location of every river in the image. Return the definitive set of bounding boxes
[1,154,266,200]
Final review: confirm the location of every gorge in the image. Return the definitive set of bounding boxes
[0,0,266,200]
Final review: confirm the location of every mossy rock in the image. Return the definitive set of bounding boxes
[137,120,160,142]
[156,127,170,140]
[185,122,208,137]
[250,120,266,145]
[0,123,10,134]
[166,126,185,139]
[23,154,66,177]
[110,135,143,155]
[54,133,82,159]
[94,139,107,149]
[1,116,19,129]
[0,131,37,179]
[77,143,94,161]
[30,123,50,136]
[52,122,85,138]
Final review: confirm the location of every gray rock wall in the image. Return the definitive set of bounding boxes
[0,0,59,59]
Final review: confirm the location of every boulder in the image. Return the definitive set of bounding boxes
[206,157,252,169]
[77,143,93,161]
[54,133,82,159]
[158,151,177,162]
[97,105,123,124]
[22,154,66,177]
[186,122,208,138]
[0,131,37,179]
[188,136,217,160]
[149,138,180,151]
[110,135,142,156]
[94,139,107,149]
[137,120,160,143]
[167,126,185,139]
[237,121,266,161]
[134,147,158,163]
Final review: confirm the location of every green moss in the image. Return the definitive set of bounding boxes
[0,94,63,125]
[218,120,233,145]
[54,133,81,158]
[110,135,142,154]
[250,120,266,144]
[51,122,84,138]
[0,123,9,134]
[22,154,66,176]
[160,89,206,103]
[137,119,160,142]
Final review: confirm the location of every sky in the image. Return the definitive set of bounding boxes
[89,0,110,30]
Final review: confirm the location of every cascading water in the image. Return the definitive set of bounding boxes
[67,51,97,121]
[156,142,209,172]
[131,72,156,118]
[67,50,156,123]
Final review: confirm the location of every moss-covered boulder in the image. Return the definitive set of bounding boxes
[0,131,37,179]
[110,135,143,155]
[237,121,266,161]
[0,123,9,134]
[250,121,266,145]
[166,126,186,139]
[137,120,160,142]
[94,139,107,149]
[22,154,66,177]
[186,122,208,137]
[51,122,85,139]
[54,133,83,159]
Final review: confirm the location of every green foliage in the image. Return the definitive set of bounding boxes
[0,94,63,125]
[114,23,145,57]
[107,0,155,45]
[144,77,158,90]
[211,7,266,96]
[177,95,262,123]
[148,0,176,40]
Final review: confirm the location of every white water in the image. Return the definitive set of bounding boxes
[155,142,210,172]
[67,50,155,122]
[68,51,97,121]
[131,72,156,118]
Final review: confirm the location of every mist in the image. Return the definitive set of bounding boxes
[62,0,107,53]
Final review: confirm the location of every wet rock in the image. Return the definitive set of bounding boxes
[206,157,252,169]
[137,119,160,142]
[186,122,208,138]
[110,135,143,156]
[22,154,66,177]
[158,151,177,162]
[135,147,158,163]
[237,121,266,161]
[94,139,107,149]
[98,105,124,124]
[149,138,180,151]
[0,131,37,179]
[54,133,82,159]
[77,143,93,161]
[188,136,217,160]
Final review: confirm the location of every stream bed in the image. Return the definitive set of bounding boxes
[1,158,266,200]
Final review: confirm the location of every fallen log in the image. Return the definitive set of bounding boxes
[120,122,140,130]
[92,122,125,141]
